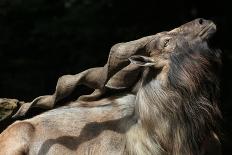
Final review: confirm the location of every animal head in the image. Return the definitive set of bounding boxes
[129,18,221,90]
[105,19,219,90]
[129,18,218,68]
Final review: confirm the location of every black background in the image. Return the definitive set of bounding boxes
[0,0,231,154]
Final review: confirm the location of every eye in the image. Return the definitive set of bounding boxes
[163,38,170,48]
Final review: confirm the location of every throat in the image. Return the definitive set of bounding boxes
[135,79,215,155]
[125,123,165,155]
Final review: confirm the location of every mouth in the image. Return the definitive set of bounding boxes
[199,22,217,40]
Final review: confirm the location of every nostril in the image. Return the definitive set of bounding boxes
[199,18,204,25]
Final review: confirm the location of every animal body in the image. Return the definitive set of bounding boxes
[0,18,222,155]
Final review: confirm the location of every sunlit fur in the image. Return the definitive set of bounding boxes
[126,40,221,155]
[0,19,222,155]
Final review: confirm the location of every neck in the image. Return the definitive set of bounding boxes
[130,71,220,155]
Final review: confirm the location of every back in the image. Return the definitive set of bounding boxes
[1,94,136,155]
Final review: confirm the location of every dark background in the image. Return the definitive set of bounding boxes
[0,0,231,154]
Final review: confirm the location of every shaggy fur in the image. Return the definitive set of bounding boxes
[0,19,222,155]
[126,40,221,155]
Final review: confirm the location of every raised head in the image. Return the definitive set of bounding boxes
[129,18,221,155]
[130,18,219,78]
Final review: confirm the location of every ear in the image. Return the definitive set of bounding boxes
[129,55,155,66]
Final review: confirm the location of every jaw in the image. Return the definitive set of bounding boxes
[199,22,217,40]
[168,19,217,40]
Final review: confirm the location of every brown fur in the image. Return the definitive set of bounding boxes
[0,18,222,155]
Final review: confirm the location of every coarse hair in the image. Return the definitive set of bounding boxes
[131,41,221,155]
